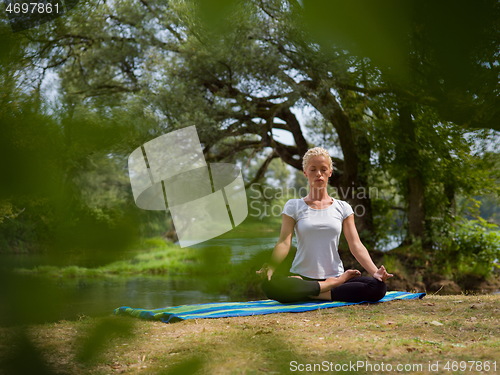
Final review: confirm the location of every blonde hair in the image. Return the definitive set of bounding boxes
[302,147,333,171]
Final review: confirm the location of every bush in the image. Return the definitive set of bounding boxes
[435,219,499,281]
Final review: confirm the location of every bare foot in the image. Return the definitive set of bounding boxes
[324,269,361,290]
[309,270,360,300]
[288,275,303,279]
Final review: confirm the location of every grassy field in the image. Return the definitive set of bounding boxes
[14,238,201,278]
[1,294,498,374]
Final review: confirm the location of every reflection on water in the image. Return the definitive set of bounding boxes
[1,252,235,323]
[190,236,279,263]
[2,235,401,323]
[56,276,230,320]
[0,273,231,324]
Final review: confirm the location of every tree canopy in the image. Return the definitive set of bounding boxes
[0,0,498,263]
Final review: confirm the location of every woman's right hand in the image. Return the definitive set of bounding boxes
[256,264,274,280]
[373,265,393,282]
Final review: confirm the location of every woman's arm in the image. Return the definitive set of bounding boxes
[258,214,295,280]
[342,214,393,281]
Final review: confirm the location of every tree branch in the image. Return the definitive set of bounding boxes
[245,149,280,187]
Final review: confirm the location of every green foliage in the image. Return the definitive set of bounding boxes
[302,0,500,128]
[158,356,205,375]
[16,238,201,277]
[434,220,500,281]
[1,4,498,375]
[267,158,291,187]
[76,317,135,365]
[0,200,14,225]
[193,247,264,299]
[0,0,497,322]
[4,0,497,255]
[0,330,56,375]
[369,101,499,247]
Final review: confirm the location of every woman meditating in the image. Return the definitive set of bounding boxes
[258,147,393,303]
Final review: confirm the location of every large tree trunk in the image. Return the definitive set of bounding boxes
[352,132,375,247]
[398,101,426,244]
[407,175,426,240]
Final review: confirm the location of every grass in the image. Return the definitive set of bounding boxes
[15,238,201,278]
[14,216,281,278]
[216,215,282,239]
[1,294,498,374]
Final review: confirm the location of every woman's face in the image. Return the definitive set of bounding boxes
[303,155,332,188]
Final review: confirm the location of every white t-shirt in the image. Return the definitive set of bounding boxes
[282,198,354,279]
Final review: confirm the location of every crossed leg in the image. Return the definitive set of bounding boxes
[330,276,387,302]
[307,269,361,300]
[261,270,371,303]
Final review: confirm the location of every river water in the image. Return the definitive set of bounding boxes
[2,236,401,323]
[1,237,278,323]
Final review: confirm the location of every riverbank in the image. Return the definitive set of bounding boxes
[14,236,500,299]
[1,294,498,374]
[13,238,200,278]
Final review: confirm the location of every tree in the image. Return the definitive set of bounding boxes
[7,0,499,249]
[20,0,381,243]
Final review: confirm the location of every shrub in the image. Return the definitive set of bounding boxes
[435,219,499,281]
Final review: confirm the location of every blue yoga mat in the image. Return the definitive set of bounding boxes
[114,291,426,323]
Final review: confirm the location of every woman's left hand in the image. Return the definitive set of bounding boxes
[373,265,393,282]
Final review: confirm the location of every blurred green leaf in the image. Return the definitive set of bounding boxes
[0,330,59,375]
[76,317,135,364]
[158,356,204,375]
